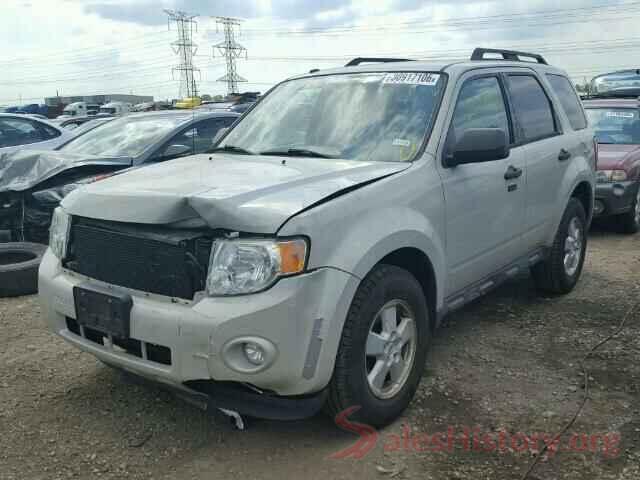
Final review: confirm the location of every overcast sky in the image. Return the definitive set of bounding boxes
[1,0,639,105]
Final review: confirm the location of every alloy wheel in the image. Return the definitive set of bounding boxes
[365,299,417,400]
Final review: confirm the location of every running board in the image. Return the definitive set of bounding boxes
[441,248,547,318]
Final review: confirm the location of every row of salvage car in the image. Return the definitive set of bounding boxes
[0,109,239,295]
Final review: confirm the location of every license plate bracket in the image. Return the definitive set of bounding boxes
[73,284,132,339]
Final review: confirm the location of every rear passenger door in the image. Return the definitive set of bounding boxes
[438,73,528,295]
[505,73,577,247]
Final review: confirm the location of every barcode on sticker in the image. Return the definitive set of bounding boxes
[382,72,440,86]
[606,111,635,119]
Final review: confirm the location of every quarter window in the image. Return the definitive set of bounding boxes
[507,75,557,142]
[450,76,510,144]
[546,74,588,130]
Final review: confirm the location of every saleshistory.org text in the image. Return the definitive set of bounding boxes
[331,407,621,460]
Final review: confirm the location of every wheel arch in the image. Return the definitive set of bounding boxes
[377,247,439,332]
[571,180,594,223]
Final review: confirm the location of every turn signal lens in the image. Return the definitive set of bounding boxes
[278,240,307,275]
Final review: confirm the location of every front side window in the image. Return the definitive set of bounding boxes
[219,72,446,162]
[585,108,640,145]
[507,75,557,142]
[546,74,587,131]
[449,76,510,145]
[61,114,191,158]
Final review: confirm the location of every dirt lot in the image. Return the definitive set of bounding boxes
[1,226,639,480]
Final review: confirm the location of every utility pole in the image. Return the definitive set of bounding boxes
[212,16,247,96]
[165,9,199,98]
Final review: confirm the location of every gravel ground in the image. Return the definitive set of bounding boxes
[1,225,638,480]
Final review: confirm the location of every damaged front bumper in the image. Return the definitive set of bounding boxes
[39,249,359,418]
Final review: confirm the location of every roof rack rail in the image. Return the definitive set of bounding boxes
[471,48,548,65]
[345,57,414,67]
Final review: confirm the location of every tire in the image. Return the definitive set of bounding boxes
[531,198,587,295]
[615,183,640,234]
[325,264,430,428]
[0,242,47,298]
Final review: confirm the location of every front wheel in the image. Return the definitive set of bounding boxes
[531,198,587,294]
[325,264,430,428]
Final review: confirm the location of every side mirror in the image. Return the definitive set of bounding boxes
[163,144,191,159]
[445,128,509,167]
[212,127,229,146]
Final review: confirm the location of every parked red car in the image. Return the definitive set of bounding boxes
[583,94,640,233]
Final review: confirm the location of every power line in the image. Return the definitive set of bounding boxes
[241,1,640,35]
[213,16,248,95]
[0,30,170,66]
[165,9,199,98]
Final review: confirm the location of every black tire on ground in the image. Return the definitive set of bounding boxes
[325,264,430,428]
[615,183,640,234]
[0,242,47,298]
[531,198,587,295]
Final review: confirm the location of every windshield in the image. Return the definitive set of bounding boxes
[220,72,445,162]
[585,108,640,144]
[60,114,190,157]
[99,107,116,114]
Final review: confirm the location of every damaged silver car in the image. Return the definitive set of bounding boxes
[39,49,596,427]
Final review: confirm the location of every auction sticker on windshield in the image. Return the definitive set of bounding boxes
[382,72,440,86]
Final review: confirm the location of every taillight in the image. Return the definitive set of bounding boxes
[593,137,599,168]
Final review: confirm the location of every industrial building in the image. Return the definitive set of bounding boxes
[44,94,153,107]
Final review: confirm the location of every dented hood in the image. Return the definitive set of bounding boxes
[0,149,132,192]
[62,153,410,233]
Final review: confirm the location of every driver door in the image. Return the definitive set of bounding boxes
[437,73,527,296]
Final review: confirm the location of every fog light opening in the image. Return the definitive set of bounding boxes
[243,342,266,366]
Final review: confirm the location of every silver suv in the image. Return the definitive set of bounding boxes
[39,48,596,427]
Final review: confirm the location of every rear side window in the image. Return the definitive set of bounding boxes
[507,75,557,142]
[450,76,510,144]
[38,123,61,139]
[546,74,587,130]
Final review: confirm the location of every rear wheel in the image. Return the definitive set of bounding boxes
[325,264,430,428]
[615,183,640,234]
[531,198,587,294]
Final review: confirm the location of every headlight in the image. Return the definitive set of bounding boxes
[206,238,308,296]
[49,207,71,260]
[596,169,628,183]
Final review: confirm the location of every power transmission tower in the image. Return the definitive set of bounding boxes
[165,9,200,98]
[212,16,247,95]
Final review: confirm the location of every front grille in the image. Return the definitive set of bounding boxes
[65,217,213,300]
[66,317,172,366]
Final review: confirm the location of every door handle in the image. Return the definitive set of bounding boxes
[504,165,523,180]
[558,148,572,161]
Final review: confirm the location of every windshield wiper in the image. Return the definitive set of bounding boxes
[209,145,256,155]
[259,148,337,159]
